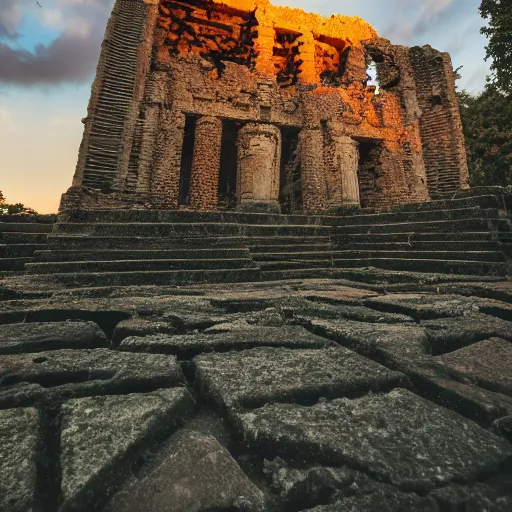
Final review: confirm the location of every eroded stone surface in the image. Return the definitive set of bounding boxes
[0,407,39,512]
[436,338,512,397]
[108,430,265,512]
[422,314,512,354]
[364,294,492,320]
[430,480,512,512]
[0,321,108,354]
[304,318,429,363]
[236,389,512,491]
[112,318,178,344]
[118,326,334,357]
[60,388,194,512]
[302,489,439,511]
[194,347,408,409]
[409,364,512,425]
[264,457,438,511]
[491,415,512,442]
[0,349,184,407]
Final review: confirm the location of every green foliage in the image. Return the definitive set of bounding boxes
[480,0,512,94]
[0,191,38,215]
[458,88,512,186]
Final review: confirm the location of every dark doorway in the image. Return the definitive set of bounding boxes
[279,126,302,213]
[358,139,382,208]
[218,120,239,210]
[178,115,197,206]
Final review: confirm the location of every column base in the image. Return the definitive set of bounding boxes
[236,201,281,214]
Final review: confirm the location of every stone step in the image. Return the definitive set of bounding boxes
[332,258,510,276]
[26,257,258,274]
[0,244,47,257]
[29,268,262,287]
[249,243,333,254]
[53,222,333,238]
[261,268,336,280]
[58,209,334,226]
[333,218,510,235]
[258,260,334,271]
[333,208,506,226]
[333,231,509,243]
[392,195,506,213]
[253,250,507,263]
[0,257,33,271]
[46,235,333,250]
[33,248,251,262]
[46,235,249,250]
[1,232,49,244]
[0,214,56,224]
[343,241,506,252]
[0,222,54,233]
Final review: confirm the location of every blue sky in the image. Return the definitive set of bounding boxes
[0,0,491,213]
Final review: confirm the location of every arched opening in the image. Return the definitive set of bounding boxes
[366,60,380,94]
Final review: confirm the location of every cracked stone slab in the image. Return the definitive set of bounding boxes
[264,457,438,511]
[409,364,512,425]
[435,338,512,397]
[60,388,194,512]
[118,326,334,358]
[0,407,39,512]
[305,318,429,364]
[0,349,184,408]
[194,347,408,410]
[235,389,512,492]
[430,479,512,512]
[0,321,109,354]
[422,314,512,355]
[301,490,438,511]
[108,430,265,512]
[294,302,414,324]
[112,318,178,344]
[364,294,487,320]
[491,416,512,443]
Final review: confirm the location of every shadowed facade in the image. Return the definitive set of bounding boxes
[61,0,469,214]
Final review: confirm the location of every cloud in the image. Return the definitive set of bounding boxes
[0,0,28,39]
[384,0,460,44]
[0,0,114,85]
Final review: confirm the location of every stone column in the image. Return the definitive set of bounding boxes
[236,123,281,213]
[148,110,186,208]
[299,129,328,213]
[189,116,223,211]
[324,122,360,208]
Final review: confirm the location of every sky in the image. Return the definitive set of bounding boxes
[0,0,491,214]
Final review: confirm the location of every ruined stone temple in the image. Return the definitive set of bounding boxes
[1,0,507,285]
[1,3,512,510]
[62,0,469,214]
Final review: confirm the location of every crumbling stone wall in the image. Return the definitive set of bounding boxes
[409,45,470,198]
[62,0,468,214]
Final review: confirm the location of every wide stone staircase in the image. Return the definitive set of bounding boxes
[26,210,336,287]
[331,193,512,276]
[0,215,56,273]
[12,190,512,288]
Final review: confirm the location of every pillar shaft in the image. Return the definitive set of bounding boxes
[189,116,223,211]
[236,123,281,213]
[324,123,360,208]
[299,128,327,213]
[149,110,186,208]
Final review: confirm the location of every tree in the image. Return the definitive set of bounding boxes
[458,88,512,186]
[0,191,38,215]
[480,0,512,94]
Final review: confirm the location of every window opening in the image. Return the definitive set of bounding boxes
[178,115,197,206]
